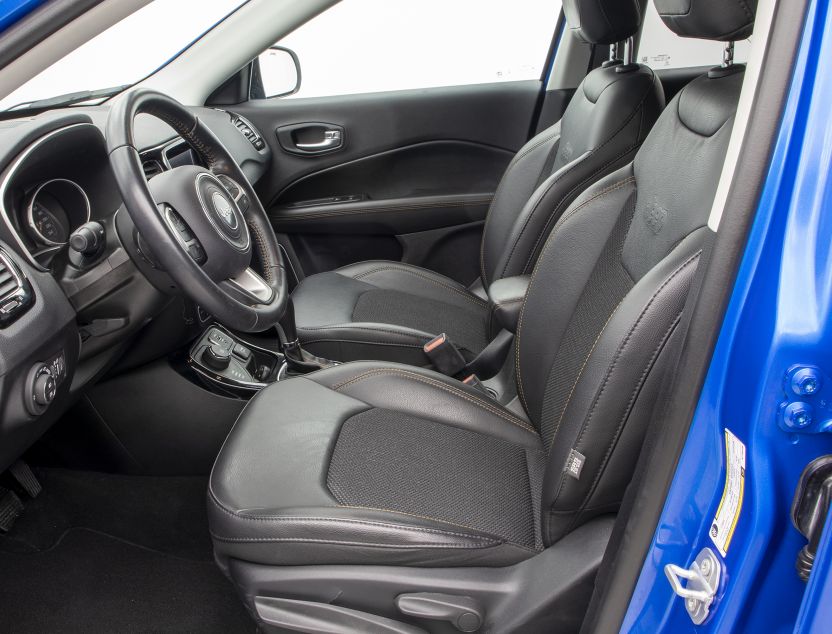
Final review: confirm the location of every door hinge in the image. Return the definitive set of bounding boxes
[664,547,721,625]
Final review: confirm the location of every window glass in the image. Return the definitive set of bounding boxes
[638,3,750,70]
[0,0,245,112]
[270,0,561,99]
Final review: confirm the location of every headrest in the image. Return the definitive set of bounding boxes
[654,0,757,41]
[562,0,642,45]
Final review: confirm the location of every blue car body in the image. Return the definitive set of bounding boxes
[0,0,46,32]
[623,0,832,631]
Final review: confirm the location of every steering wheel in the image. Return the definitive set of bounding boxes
[106,89,288,332]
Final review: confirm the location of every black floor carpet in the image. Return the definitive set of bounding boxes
[0,469,256,633]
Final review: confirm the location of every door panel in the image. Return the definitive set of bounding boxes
[233,80,543,283]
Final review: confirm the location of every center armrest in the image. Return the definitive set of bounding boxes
[487,275,530,334]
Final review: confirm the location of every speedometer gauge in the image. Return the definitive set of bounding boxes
[24,179,90,248]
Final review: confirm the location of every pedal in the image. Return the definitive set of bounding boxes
[9,460,41,498]
[0,487,23,533]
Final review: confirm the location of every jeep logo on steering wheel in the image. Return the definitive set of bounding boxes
[212,191,238,230]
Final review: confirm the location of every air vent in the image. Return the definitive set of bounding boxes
[0,249,33,327]
[231,113,266,151]
[143,159,164,179]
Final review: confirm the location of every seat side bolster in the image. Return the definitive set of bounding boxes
[490,66,664,283]
[208,493,534,567]
[209,377,367,515]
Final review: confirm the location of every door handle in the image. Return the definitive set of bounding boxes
[296,130,342,150]
[277,123,346,156]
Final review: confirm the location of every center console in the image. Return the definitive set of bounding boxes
[188,325,287,393]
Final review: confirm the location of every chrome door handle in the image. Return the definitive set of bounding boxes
[296,130,342,150]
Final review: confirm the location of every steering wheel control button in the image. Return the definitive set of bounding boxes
[187,243,206,264]
[217,175,241,198]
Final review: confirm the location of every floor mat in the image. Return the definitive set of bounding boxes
[0,469,255,632]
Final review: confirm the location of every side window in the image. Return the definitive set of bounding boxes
[257,0,561,100]
[638,3,750,70]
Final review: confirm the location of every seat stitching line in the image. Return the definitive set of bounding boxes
[514,176,636,412]
[298,326,477,353]
[338,505,538,552]
[560,313,683,533]
[544,297,627,457]
[208,491,495,541]
[209,492,506,543]
[330,369,537,434]
[298,325,430,338]
[520,143,640,275]
[349,266,488,308]
[209,535,503,549]
[548,250,702,508]
[301,338,424,349]
[500,81,654,279]
[480,129,562,282]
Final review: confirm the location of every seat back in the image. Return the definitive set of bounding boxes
[514,0,758,545]
[479,0,664,288]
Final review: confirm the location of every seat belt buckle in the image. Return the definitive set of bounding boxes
[423,333,467,376]
[462,373,489,395]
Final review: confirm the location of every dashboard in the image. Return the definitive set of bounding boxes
[0,105,270,471]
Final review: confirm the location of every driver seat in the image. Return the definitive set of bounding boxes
[208,1,755,630]
[289,0,664,366]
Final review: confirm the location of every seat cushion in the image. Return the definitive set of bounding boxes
[292,261,493,365]
[208,362,544,568]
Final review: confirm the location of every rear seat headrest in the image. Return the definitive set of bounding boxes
[654,0,757,41]
[562,0,643,45]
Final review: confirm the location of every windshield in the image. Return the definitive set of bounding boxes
[0,0,247,112]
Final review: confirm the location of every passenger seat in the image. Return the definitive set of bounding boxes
[289,0,665,367]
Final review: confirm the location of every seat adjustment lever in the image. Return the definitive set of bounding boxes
[395,592,484,632]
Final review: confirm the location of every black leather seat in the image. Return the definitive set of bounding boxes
[290,0,665,366]
[209,1,756,629]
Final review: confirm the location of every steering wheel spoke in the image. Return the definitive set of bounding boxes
[221,267,274,306]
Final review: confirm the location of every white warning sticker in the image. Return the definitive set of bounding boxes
[709,429,746,557]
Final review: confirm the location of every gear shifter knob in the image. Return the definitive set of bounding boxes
[202,344,232,371]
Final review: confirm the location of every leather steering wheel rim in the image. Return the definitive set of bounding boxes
[106,89,288,332]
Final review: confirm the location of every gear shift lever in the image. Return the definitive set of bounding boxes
[279,297,337,374]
